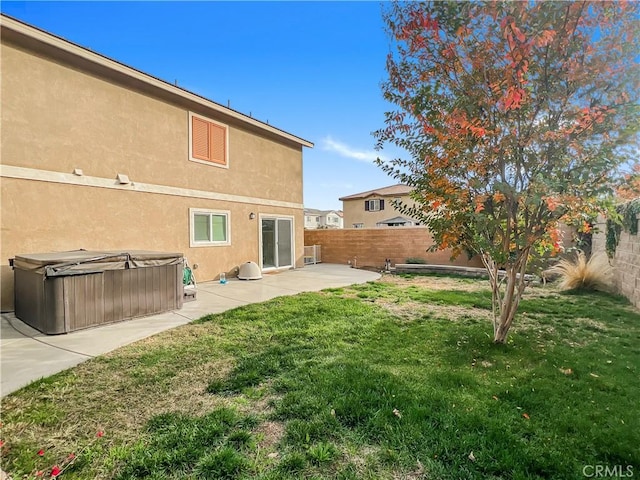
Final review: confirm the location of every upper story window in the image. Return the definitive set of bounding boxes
[364,199,385,212]
[189,112,229,168]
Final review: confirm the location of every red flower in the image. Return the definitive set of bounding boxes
[67,453,76,460]
[37,449,45,456]
[34,471,44,477]
[96,430,104,438]
[0,440,4,447]
[51,465,61,477]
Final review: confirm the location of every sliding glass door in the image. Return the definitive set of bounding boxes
[261,217,293,269]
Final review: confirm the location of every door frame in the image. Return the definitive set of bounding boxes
[258,214,296,271]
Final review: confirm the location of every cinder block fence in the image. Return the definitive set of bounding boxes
[303,227,483,270]
[592,213,640,310]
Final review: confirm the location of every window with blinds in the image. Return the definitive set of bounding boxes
[364,199,385,212]
[189,112,228,167]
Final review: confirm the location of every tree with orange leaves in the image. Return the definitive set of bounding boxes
[375,1,639,343]
[616,162,640,201]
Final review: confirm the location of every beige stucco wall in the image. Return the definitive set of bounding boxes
[1,42,303,203]
[342,194,418,228]
[0,40,306,310]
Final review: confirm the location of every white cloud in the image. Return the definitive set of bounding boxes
[321,136,384,162]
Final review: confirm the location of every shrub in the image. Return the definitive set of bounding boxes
[547,252,612,291]
[405,257,427,264]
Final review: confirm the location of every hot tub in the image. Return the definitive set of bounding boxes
[12,250,184,334]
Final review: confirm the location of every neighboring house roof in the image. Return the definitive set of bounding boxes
[377,216,414,225]
[304,208,341,216]
[339,184,412,201]
[304,208,325,215]
[0,14,313,149]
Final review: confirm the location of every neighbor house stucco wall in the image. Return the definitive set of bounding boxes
[342,194,419,228]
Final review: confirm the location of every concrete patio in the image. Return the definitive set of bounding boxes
[1,264,380,397]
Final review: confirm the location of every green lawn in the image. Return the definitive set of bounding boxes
[1,275,639,479]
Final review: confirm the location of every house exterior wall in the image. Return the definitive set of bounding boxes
[324,212,343,228]
[342,194,418,228]
[0,35,306,310]
[304,211,343,229]
[304,214,322,229]
[304,228,484,269]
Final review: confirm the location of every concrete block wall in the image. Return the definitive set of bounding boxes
[592,215,640,310]
[612,228,640,309]
[304,227,484,270]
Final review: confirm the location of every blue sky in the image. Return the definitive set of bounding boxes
[2,1,402,210]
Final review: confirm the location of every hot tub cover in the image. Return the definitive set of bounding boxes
[13,250,183,277]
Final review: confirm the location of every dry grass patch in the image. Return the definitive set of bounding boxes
[574,317,609,332]
[379,273,489,292]
[244,391,280,416]
[374,300,433,322]
[254,420,285,449]
[392,459,427,480]
[342,444,381,476]
[0,321,237,471]
[0,355,236,459]
[376,298,492,323]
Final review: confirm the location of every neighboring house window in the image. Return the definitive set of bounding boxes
[189,112,228,167]
[364,199,385,212]
[353,223,364,228]
[190,208,230,246]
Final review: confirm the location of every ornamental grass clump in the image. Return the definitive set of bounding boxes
[548,252,612,292]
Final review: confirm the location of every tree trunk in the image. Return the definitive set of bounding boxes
[482,249,531,344]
